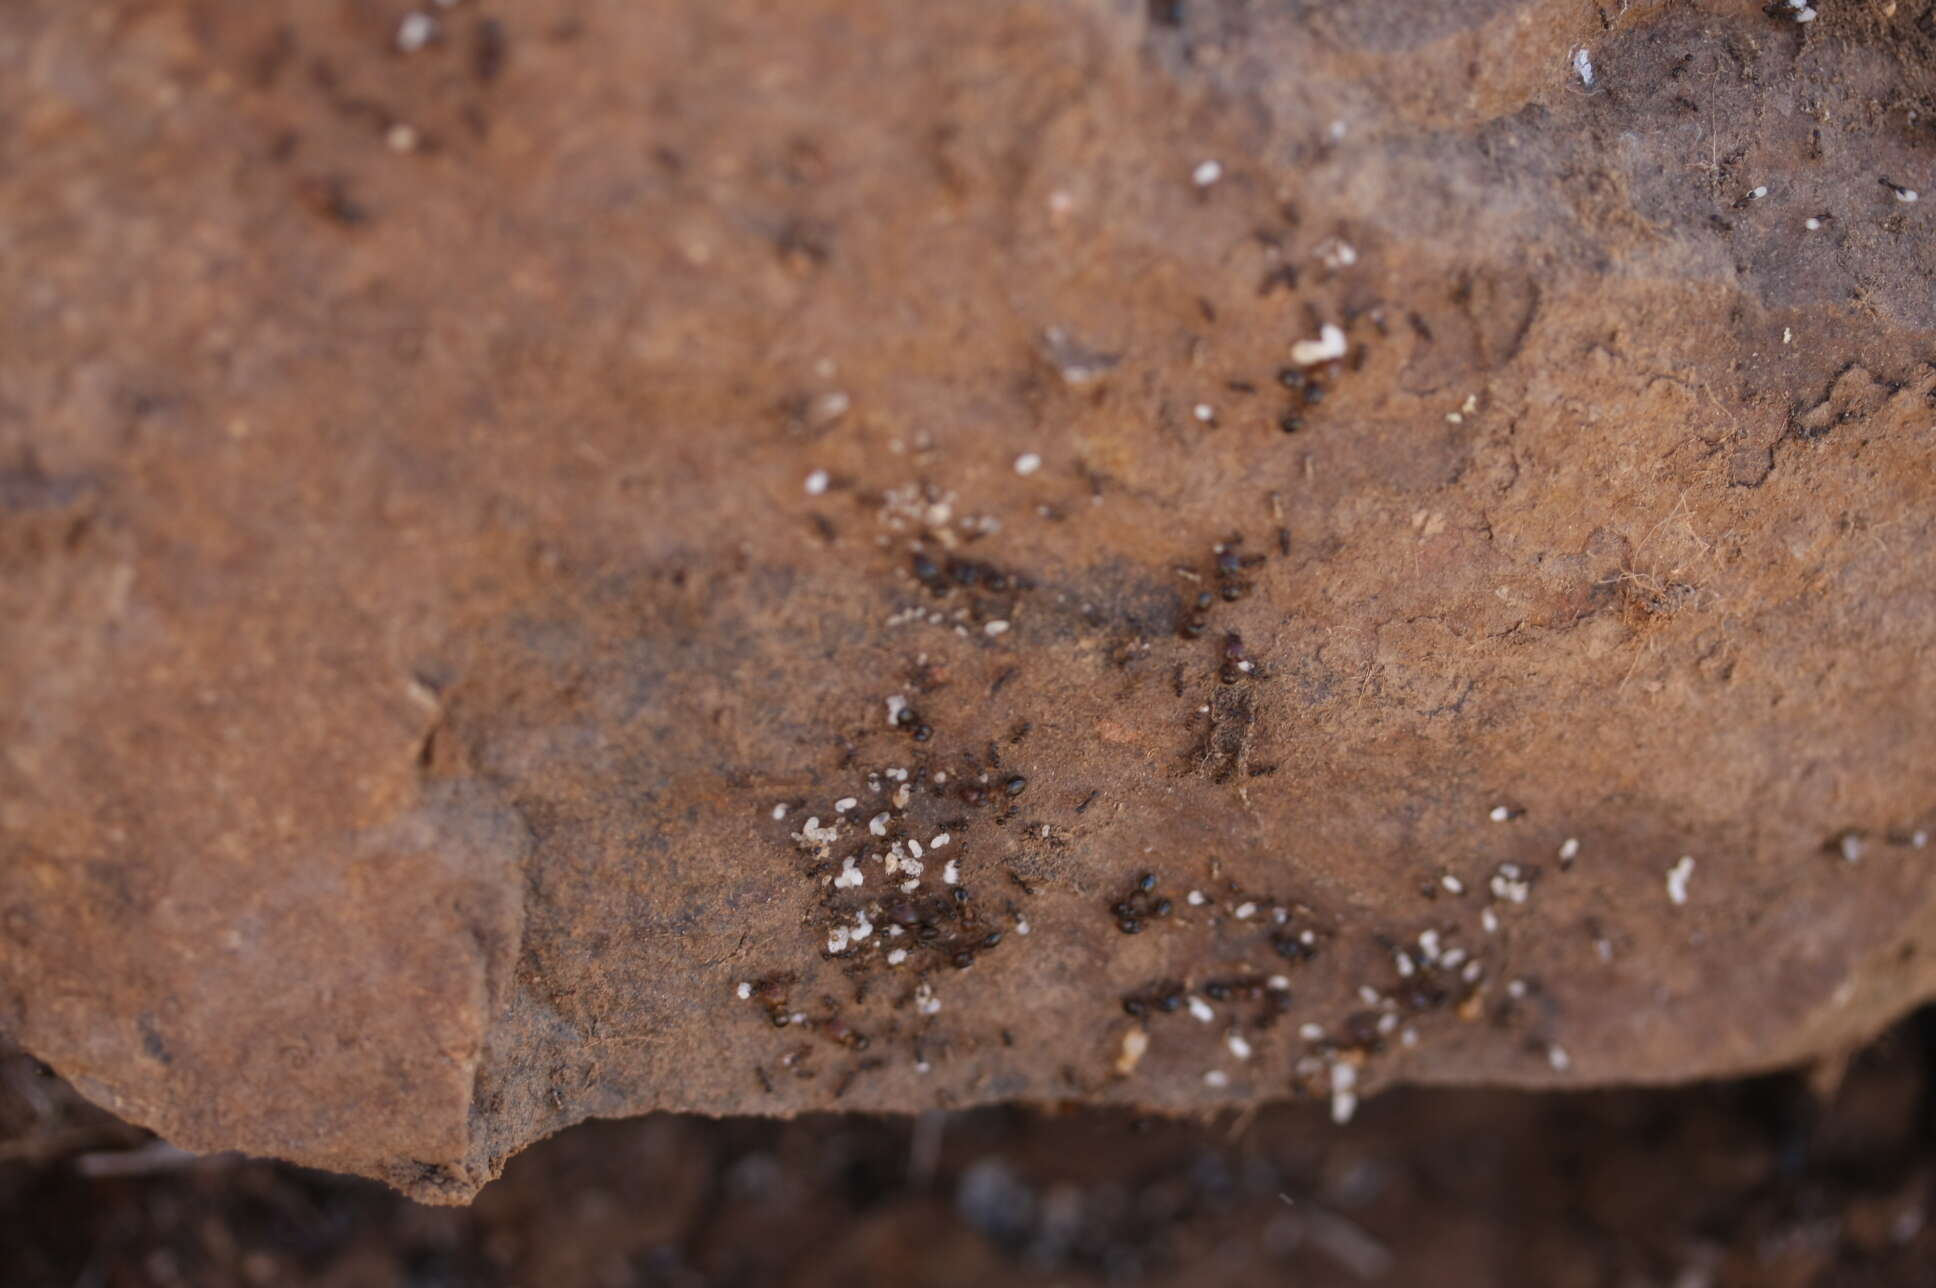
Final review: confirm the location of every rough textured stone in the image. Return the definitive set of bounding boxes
[2,0,1935,1201]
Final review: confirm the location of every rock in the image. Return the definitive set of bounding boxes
[3,0,1935,1202]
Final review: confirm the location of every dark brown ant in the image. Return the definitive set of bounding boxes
[946,558,998,591]
[1401,980,1451,1012]
[1220,632,1254,684]
[1270,932,1315,962]
[1257,264,1299,296]
[911,551,948,594]
[1341,1011,1386,1050]
[1121,979,1188,1016]
[1111,872,1174,933]
[1179,585,1216,638]
[1211,538,1253,602]
[820,1017,870,1050]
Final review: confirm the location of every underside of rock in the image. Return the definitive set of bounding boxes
[2,0,1935,1202]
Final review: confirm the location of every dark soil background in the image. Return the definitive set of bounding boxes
[4,1015,1933,1288]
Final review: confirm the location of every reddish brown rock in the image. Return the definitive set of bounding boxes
[2,0,1935,1201]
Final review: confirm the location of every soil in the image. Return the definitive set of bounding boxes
[5,1013,1936,1287]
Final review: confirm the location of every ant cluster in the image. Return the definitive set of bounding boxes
[742,691,1038,1084]
[904,549,1034,640]
[1176,537,1268,640]
[1275,364,1332,435]
[910,551,1030,599]
[1120,974,1296,1025]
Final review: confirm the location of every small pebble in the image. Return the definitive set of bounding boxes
[396,11,437,52]
[1289,323,1346,367]
[1116,1027,1149,1075]
[1329,1062,1358,1124]
[1571,47,1594,88]
[1666,855,1695,906]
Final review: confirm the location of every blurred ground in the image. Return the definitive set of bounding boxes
[4,1011,1933,1288]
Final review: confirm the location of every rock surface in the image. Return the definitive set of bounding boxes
[2,0,1935,1201]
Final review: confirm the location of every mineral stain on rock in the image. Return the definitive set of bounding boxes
[3,0,1936,1202]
